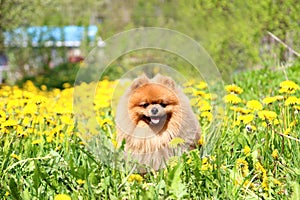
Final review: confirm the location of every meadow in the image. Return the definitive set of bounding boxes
[1,64,300,200]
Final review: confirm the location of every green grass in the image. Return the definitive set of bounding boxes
[1,64,300,199]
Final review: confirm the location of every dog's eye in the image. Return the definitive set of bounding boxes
[140,103,149,108]
[160,103,167,108]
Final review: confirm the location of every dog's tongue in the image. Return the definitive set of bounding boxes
[150,117,160,124]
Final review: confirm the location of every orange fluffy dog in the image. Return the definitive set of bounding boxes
[116,74,201,171]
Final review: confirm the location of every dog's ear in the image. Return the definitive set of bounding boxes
[153,74,175,89]
[131,74,149,90]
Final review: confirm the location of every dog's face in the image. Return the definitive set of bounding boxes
[128,82,179,131]
[116,74,201,170]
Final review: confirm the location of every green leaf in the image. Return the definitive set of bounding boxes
[33,161,41,194]
[167,163,187,199]
[22,188,31,200]
[9,177,21,200]
[291,182,300,200]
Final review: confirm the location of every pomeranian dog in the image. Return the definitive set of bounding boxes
[116,74,201,171]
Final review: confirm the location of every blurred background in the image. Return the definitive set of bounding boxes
[1,0,300,88]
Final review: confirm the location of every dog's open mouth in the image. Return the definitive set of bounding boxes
[150,116,161,125]
[142,115,166,126]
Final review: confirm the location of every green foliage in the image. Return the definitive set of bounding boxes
[100,0,300,74]
[0,0,59,51]
[233,62,300,99]
[1,65,300,199]
[3,1,300,82]
[16,62,80,90]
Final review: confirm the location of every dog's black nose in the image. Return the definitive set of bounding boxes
[151,107,159,115]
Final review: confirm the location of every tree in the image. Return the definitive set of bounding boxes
[0,0,56,51]
[99,0,300,74]
[0,0,103,52]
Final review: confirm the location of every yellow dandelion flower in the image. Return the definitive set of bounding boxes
[61,115,74,125]
[233,120,241,127]
[99,118,113,127]
[202,157,209,165]
[112,139,118,149]
[63,82,71,88]
[201,163,213,171]
[0,110,7,122]
[59,133,65,143]
[224,94,242,104]
[3,119,18,127]
[197,100,210,108]
[225,84,243,94]
[200,103,211,111]
[275,95,284,101]
[76,179,85,185]
[32,95,47,105]
[243,145,251,156]
[230,106,239,112]
[285,96,299,106]
[262,121,268,127]
[32,139,43,145]
[204,93,217,100]
[283,128,291,135]
[196,81,208,90]
[273,178,282,186]
[230,107,252,114]
[237,114,255,124]
[186,157,192,164]
[198,135,205,146]
[279,80,299,94]
[183,87,195,94]
[40,85,47,91]
[243,180,255,188]
[289,120,297,127]
[262,96,277,105]
[210,156,216,161]
[255,162,269,191]
[22,116,31,126]
[54,194,71,200]
[274,119,280,125]
[201,157,213,171]
[258,110,277,121]
[201,111,213,122]
[169,137,185,148]
[234,178,242,186]
[255,162,267,175]
[11,153,21,161]
[23,104,38,114]
[246,100,263,111]
[55,146,62,151]
[193,90,206,97]
[128,174,143,183]
[272,149,279,159]
[262,176,269,191]
[236,158,249,177]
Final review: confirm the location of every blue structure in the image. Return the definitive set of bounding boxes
[5,25,104,47]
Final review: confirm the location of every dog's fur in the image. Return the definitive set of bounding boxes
[116,74,201,171]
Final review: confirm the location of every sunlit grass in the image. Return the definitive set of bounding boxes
[1,66,300,199]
